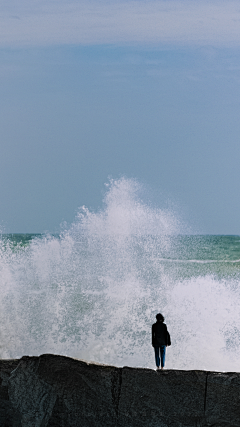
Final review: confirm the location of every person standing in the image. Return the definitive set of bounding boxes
[152,313,171,370]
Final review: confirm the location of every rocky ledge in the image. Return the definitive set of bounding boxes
[0,354,239,427]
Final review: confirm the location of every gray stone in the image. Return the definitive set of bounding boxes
[0,360,22,427]
[0,354,240,426]
[206,372,240,427]
[118,367,207,427]
[8,357,57,427]
[37,354,120,427]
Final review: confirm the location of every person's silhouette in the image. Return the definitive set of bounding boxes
[152,313,171,370]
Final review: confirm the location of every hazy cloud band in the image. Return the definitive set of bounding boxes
[0,0,240,47]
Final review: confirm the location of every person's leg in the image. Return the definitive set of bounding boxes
[154,347,160,368]
[160,345,166,368]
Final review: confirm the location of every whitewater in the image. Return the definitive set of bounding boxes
[0,177,240,372]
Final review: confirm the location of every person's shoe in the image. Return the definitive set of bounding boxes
[156,367,160,371]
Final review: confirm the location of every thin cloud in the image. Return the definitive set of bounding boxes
[0,0,240,47]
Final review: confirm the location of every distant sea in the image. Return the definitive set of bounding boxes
[1,179,239,372]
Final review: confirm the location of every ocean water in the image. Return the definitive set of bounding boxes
[0,178,240,372]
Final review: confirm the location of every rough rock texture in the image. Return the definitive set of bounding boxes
[0,354,239,426]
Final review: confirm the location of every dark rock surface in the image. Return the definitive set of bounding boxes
[0,354,239,426]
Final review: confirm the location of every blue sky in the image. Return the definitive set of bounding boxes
[1,1,240,233]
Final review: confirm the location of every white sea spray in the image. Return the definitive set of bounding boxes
[0,177,240,371]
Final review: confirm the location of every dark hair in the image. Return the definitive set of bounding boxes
[156,313,164,322]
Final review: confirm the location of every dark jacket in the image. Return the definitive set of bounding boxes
[152,321,171,347]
